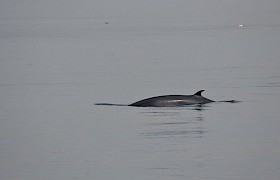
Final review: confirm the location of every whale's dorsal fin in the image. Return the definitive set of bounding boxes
[194,90,205,96]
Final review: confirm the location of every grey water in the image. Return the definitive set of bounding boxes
[1,0,280,180]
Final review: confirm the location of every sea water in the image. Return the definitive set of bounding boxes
[1,0,280,180]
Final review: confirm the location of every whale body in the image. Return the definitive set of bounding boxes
[95,90,237,107]
[129,90,214,107]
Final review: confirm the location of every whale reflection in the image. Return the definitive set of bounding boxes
[141,108,207,139]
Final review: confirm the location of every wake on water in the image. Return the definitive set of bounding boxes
[94,103,127,106]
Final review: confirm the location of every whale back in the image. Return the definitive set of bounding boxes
[129,90,214,107]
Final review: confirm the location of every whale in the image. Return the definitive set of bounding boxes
[129,90,214,107]
[95,90,237,107]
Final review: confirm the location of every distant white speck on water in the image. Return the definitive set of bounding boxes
[238,24,244,27]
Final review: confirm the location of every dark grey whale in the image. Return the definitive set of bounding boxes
[129,90,214,107]
[95,90,237,107]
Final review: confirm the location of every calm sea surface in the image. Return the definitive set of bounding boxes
[1,1,280,180]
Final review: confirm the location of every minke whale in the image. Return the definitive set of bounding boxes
[95,90,237,107]
[129,90,213,107]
